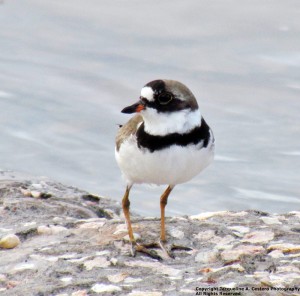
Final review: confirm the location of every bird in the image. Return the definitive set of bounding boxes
[115,79,215,259]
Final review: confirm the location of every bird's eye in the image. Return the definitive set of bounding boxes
[157,92,173,105]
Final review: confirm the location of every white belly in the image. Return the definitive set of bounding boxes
[115,135,215,186]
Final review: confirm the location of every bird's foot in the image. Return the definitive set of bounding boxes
[129,240,192,260]
[129,241,163,260]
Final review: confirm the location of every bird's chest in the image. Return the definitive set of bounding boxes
[116,135,214,186]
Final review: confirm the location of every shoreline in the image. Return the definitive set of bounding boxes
[1,171,300,295]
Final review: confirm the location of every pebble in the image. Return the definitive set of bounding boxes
[78,221,105,229]
[60,277,73,283]
[110,257,118,265]
[107,272,128,283]
[95,250,110,256]
[195,250,218,263]
[267,243,300,254]
[229,225,250,235]
[0,234,20,249]
[113,223,128,235]
[200,264,245,275]
[241,230,274,244]
[31,190,42,198]
[125,261,181,277]
[193,230,216,241]
[91,283,122,293]
[37,225,68,235]
[169,228,184,239]
[221,245,265,262]
[124,277,143,283]
[260,216,282,225]
[30,254,58,262]
[276,265,300,273]
[214,235,235,250]
[180,289,195,294]
[268,250,284,258]
[0,274,7,282]
[123,233,141,241]
[128,292,163,296]
[190,211,228,220]
[71,291,88,296]
[11,263,36,273]
[83,257,111,270]
[20,188,32,197]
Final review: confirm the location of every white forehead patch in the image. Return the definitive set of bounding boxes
[141,86,154,101]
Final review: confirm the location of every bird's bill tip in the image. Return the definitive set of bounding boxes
[121,102,145,114]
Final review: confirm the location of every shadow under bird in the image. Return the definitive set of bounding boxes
[115,79,215,260]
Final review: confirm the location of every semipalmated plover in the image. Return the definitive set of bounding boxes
[115,79,215,259]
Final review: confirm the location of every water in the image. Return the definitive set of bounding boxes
[0,0,300,216]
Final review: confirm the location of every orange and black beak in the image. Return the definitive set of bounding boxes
[121,101,145,114]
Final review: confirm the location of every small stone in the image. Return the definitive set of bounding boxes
[260,216,282,225]
[180,289,195,294]
[221,245,265,262]
[200,264,245,275]
[30,254,58,262]
[113,224,128,235]
[169,228,184,239]
[60,277,72,283]
[123,233,140,241]
[267,243,300,254]
[71,291,88,296]
[11,263,36,273]
[128,292,162,296]
[6,281,20,289]
[190,211,228,220]
[241,231,274,244]
[31,190,41,198]
[125,261,181,277]
[0,234,20,249]
[91,283,121,293]
[84,257,110,270]
[214,235,235,250]
[68,256,91,263]
[20,188,31,196]
[276,265,300,273]
[23,222,37,227]
[107,273,128,283]
[37,225,68,235]
[229,226,250,235]
[0,274,7,282]
[124,277,143,283]
[195,250,218,263]
[52,217,63,223]
[78,221,105,229]
[95,250,110,256]
[31,183,43,189]
[194,230,216,241]
[110,257,118,265]
[268,250,284,258]
[221,282,237,288]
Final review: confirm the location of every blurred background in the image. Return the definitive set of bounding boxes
[0,0,299,216]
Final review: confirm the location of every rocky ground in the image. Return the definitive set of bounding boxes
[1,171,300,296]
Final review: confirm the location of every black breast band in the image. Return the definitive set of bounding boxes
[136,117,211,152]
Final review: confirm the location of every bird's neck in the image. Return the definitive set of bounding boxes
[142,108,202,136]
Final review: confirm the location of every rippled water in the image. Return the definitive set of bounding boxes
[1,0,300,216]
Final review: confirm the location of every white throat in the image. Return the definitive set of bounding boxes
[141,108,202,136]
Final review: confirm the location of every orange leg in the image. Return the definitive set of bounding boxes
[121,185,191,260]
[160,185,173,242]
[122,186,135,242]
[122,186,162,260]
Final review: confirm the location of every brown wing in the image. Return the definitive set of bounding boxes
[115,114,143,151]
